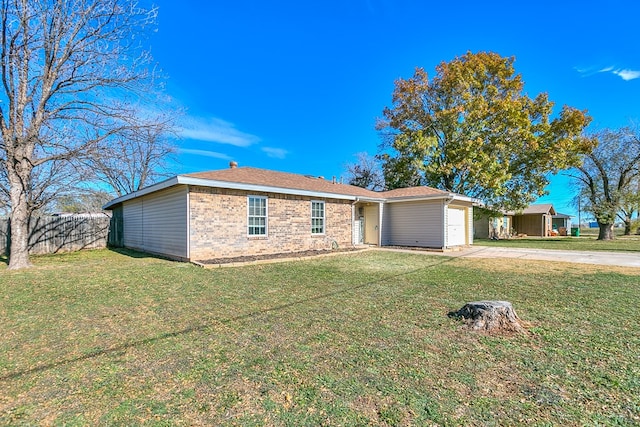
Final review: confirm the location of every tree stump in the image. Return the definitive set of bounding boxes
[448,301,526,333]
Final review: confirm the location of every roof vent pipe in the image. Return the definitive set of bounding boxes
[229,161,238,169]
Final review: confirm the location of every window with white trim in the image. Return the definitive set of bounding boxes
[248,196,267,236]
[311,201,325,234]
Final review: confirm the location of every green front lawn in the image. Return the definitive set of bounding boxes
[1,249,639,425]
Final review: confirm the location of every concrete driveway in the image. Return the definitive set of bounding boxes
[379,246,640,268]
[450,246,640,268]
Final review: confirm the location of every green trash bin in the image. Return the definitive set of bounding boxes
[571,227,580,237]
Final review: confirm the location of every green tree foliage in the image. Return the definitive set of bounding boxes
[572,128,640,240]
[377,51,593,211]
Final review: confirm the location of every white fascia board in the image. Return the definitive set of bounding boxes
[448,195,477,204]
[384,193,475,204]
[102,175,361,210]
[102,174,474,210]
[102,176,180,210]
[355,196,386,203]
[177,176,360,201]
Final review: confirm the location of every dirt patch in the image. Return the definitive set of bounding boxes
[195,247,363,266]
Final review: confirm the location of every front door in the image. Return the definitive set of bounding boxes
[364,204,379,245]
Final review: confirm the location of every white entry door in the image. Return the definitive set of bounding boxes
[447,207,466,246]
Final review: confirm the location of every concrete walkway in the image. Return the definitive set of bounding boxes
[381,246,640,268]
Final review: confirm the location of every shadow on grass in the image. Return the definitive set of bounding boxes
[0,254,459,381]
[107,247,179,261]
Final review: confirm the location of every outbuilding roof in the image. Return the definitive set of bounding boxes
[521,204,556,215]
[506,203,557,216]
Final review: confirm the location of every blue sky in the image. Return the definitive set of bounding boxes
[148,0,640,219]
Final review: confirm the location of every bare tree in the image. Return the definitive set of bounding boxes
[617,176,640,235]
[344,152,385,191]
[570,128,640,240]
[54,190,112,213]
[78,114,176,197]
[0,0,164,269]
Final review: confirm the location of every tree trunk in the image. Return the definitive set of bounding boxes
[448,301,526,333]
[597,222,615,240]
[7,173,33,270]
[623,219,631,236]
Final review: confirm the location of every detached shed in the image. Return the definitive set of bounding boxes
[511,204,556,237]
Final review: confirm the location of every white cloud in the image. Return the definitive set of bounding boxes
[261,147,288,159]
[612,69,640,81]
[179,117,260,147]
[179,148,232,160]
[581,65,640,81]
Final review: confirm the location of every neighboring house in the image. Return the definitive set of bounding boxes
[475,204,573,238]
[473,213,513,239]
[510,204,556,237]
[103,163,475,262]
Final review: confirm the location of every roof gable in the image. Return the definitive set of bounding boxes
[507,204,557,216]
[522,204,556,215]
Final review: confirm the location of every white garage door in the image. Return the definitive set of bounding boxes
[447,208,466,246]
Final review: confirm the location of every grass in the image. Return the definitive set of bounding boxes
[476,229,640,252]
[1,249,639,425]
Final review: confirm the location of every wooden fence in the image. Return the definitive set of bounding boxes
[1,215,112,256]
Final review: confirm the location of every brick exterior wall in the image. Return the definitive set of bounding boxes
[188,186,353,261]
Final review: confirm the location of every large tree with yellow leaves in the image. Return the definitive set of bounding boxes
[377,51,594,211]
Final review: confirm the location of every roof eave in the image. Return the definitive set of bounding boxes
[102,175,368,209]
[102,176,180,210]
[102,175,476,209]
[178,176,364,200]
[384,193,475,203]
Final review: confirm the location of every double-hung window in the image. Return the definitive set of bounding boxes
[311,201,325,234]
[248,196,267,236]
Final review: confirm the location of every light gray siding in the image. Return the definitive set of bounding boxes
[122,186,188,258]
[381,200,445,248]
[123,198,143,249]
